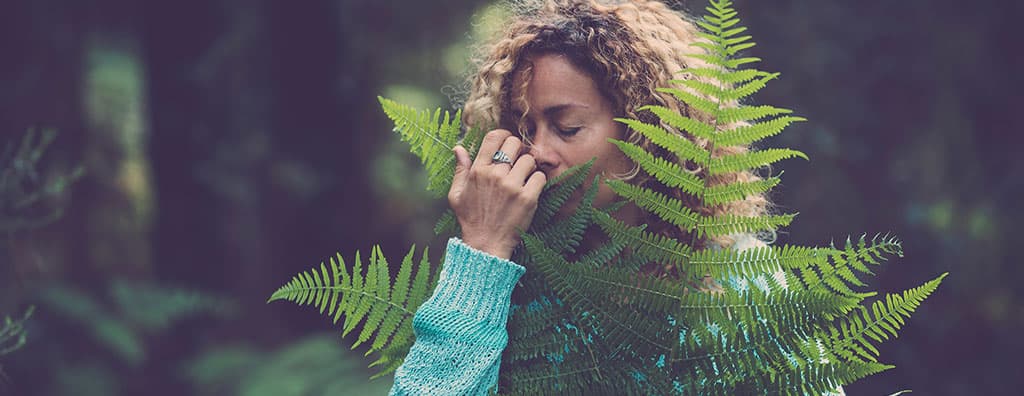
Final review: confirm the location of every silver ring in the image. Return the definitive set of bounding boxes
[491,150,513,165]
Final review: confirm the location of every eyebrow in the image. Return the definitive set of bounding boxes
[512,103,590,117]
[543,103,589,117]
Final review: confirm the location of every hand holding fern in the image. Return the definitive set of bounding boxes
[449,129,547,260]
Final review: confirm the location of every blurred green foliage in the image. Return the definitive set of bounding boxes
[9,281,235,395]
[185,334,393,396]
[37,280,236,366]
[0,128,83,234]
[0,306,34,383]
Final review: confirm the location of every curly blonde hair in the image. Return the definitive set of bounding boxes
[462,0,773,264]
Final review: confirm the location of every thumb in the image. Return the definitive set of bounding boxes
[451,145,472,189]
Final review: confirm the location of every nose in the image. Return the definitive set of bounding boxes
[526,130,559,174]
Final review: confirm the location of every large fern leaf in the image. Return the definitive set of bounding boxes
[826,273,947,363]
[378,97,461,197]
[268,245,437,376]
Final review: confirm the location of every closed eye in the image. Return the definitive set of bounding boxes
[558,127,581,137]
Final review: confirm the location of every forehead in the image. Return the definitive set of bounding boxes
[510,53,606,112]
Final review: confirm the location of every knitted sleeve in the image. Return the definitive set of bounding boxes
[389,238,526,396]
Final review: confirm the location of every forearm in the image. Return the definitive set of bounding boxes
[390,238,525,396]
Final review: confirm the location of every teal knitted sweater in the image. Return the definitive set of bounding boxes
[389,237,846,395]
[389,238,525,395]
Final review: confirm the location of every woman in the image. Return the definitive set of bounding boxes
[389,0,775,394]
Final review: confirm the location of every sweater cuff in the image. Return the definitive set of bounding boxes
[428,238,526,327]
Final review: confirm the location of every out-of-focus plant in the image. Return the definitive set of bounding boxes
[36,280,237,367]
[1,127,82,388]
[184,333,393,396]
[0,128,84,234]
[0,306,34,383]
[4,281,235,395]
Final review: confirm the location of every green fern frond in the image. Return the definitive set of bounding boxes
[654,87,721,118]
[717,105,794,124]
[667,72,776,104]
[269,244,438,376]
[609,140,704,197]
[688,73,779,103]
[606,180,700,230]
[593,211,693,269]
[0,306,34,357]
[342,250,372,337]
[634,101,802,149]
[573,230,629,268]
[696,212,797,238]
[702,173,781,206]
[828,273,947,363]
[575,266,688,315]
[715,116,807,147]
[433,209,459,236]
[522,234,672,355]
[532,178,599,256]
[532,160,593,227]
[783,236,902,300]
[507,302,572,349]
[614,118,709,165]
[685,53,761,70]
[686,243,821,281]
[378,96,461,196]
[684,67,764,85]
[709,148,808,175]
[460,126,488,160]
[636,105,717,141]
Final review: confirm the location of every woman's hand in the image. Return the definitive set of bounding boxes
[448,129,547,260]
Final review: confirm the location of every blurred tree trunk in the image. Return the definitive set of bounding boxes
[141,0,494,344]
[144,0,298,343]
[2,0,155,308]
[80,33,155,278]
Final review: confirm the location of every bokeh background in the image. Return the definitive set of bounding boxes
[1,0,1020,395]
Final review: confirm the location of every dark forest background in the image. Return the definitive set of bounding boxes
[1,0,1021,395]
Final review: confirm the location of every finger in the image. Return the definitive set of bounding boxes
[472,129,513,169]
[523,170,547,199]
[492,136,523,169]
[508,153,537,185]
[450,145,472,191]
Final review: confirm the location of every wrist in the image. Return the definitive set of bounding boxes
[461,236,515,260]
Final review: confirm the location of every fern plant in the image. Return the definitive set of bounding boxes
[0,306,34,383]
[0,128,84,233]
[269,1,945,394]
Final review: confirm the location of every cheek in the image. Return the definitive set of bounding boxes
[591,147,634,207]
[601,143,634,175]
[595,123,630,170]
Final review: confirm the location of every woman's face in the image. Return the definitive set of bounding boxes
[510,53,635,211]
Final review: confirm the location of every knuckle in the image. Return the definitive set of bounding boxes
[516,192,537,205]
[501,180,519,193]
[485,129,512,143]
